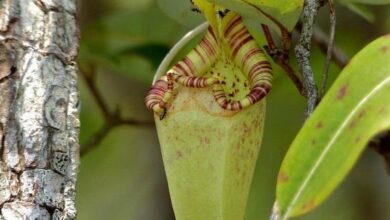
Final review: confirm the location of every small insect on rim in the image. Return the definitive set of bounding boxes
[160,108,167,120]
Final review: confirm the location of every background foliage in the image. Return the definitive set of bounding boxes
[76,0,390,219]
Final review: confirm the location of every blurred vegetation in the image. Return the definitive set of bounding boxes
[76,0,390,219]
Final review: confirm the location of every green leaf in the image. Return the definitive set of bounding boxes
[107,44,169,84]
[116,44,170,69]
[79,4,188,85]
[158,0,205,27]
[242,0,303,14]
[79,43,170,85]
[208,0,304,32]
[343,0,390,5]
[109,0,154,11]
[274,35,390,219]
[80,4,187,59]
[343,2,375,22]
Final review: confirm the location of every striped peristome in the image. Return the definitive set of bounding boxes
[145,8,273,118]
[145,27,219,116]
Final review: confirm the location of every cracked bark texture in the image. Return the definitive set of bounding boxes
[0,0,80,219]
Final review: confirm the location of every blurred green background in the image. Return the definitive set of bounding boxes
[76,0,390,219]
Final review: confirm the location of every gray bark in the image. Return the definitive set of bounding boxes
[0,0,80,219]
[295,0,322,117]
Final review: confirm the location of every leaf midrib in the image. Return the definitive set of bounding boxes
[282,76,390,219]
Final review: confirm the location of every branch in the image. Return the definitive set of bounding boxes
[320,0,336,97]
[80,64,111,120]
[80,109,154,156]
[79,65,154,156]
[0,0,79,218]
[312,26,349,68]
[295,0,324,118]
[261,25,305,96]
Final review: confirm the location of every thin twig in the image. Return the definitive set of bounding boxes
[120,117,155,126]
[312,27,349,68]
[80,109,154,156]
[320,0,336,98]
[295,0,324,118]
[80,64,111,120]
[278,59,306,96]
[261,25,305,97]
[296,22,350,69]
[79,65,155,156]
[247,2,292,50]
[80,120,115,156]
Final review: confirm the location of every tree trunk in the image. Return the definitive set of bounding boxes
[0,0,80,219]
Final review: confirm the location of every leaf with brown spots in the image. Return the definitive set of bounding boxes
[381,45,389,53]
[273,35,390,220]
[336,84,348,100]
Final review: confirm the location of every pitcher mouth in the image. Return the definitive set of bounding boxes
[153,22,208,84]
